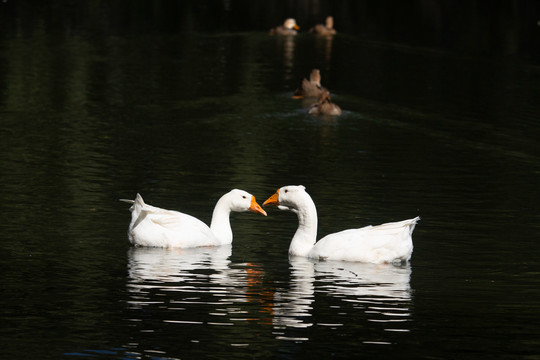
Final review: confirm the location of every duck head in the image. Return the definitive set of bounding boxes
[284,18,300,30]
[325,16,334,29]
[309,69,321,86]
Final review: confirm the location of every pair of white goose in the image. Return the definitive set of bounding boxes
[121,185,419,264]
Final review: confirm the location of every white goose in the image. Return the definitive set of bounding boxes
[263,185,419,264]
[121,189,267,248]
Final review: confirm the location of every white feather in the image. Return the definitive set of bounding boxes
[265,185,419,264]
[120,190,266,248]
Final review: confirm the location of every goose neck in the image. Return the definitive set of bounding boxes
[289,196,318,257]
[210,195,233,244]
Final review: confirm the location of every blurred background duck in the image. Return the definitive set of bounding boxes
[308,90,342,116]
[270,18,300,36]
[309,16,336,36]
[293,69,327,98]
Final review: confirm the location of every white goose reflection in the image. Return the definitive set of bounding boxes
[126,246,273,326]
[272,257,315,332]
[128,245,232,283]
[127,245,238,309]
[273,257,413,333]
[314,260,412,300]
[314,260,413,332]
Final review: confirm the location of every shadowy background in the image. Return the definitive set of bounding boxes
[2,0,540,59]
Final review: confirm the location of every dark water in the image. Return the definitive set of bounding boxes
[2,2,540,359]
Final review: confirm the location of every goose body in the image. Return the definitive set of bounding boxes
[121,190,266,248]
[263,185,419,264]
[270,18,300,36]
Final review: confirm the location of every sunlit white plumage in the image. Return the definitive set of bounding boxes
[263,185,419,264]
[121,189,266,248]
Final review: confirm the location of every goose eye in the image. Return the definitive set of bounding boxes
[242,196,247,199]
[284,189,288,193]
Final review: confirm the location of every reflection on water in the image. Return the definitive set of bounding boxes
[121,247,413,356]
[275,35,297,81]
[123,246,268,356]
[273,257,315,333]
[314,34,334,71]
[314,259,412,342]
[127,245,245,315]
[126,246,275,329]
[127,246,276,329]
[273,256,412,344]
[128,246,233,287]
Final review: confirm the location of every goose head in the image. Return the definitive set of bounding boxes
[263,185,308,213]
[228,189,267,216]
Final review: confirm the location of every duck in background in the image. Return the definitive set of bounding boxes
[293,69,327,99]
[308,90,342,116]
[270,18,300,36]
[309,16,337,36]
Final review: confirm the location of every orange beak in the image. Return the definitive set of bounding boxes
[263,189,280,206]
[293,24,300,30]
[249,196,267,216]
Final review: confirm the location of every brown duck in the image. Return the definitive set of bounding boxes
[308,90,342,116]
[270,18,300,36]
[293,69,327,99]
[309,16,337,36]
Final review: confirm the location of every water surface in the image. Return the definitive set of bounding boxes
[1,4,540,359]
